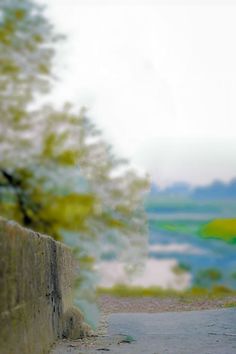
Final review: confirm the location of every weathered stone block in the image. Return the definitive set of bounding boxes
[0,218,77,354]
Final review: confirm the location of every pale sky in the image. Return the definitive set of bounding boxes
[42,0,236,187]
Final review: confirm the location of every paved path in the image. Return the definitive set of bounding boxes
[109,308,236,354]
[51,308,236,354]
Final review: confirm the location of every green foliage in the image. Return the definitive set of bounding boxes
[231,272,236,280]
[194,268,223,288]
[172,263,191,275]
[0,0,61,169]
[0,0,149,324]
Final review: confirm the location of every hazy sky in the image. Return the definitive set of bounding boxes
[42,0,236,187]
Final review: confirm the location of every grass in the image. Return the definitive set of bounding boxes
[150,217,236,245]
[97,284,236,299]
[200,218,236,243]
[97,285,179,297]
[223,302,236,308]
[149,219,204,236]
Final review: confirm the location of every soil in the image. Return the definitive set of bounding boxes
[96,294,236,335]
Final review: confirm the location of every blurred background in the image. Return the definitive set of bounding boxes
[42,0,236,291]
[1,0,236,325]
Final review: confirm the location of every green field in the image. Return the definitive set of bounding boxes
[201,219,236,243]
[147,196,236,244]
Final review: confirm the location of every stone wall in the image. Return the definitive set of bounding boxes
[0,218,76,354]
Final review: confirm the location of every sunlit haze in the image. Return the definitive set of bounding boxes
[42,0,236,187]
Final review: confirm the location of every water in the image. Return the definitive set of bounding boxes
[98,205,236,290]
[149,213,236,289]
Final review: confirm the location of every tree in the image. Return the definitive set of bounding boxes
[0,0,149,324]
[0,0,60,166]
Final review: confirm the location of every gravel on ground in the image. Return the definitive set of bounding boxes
[51,295,236,353]
[98,294,236,314]
[96,294,236,334]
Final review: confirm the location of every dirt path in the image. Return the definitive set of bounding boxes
[98,294,236,314]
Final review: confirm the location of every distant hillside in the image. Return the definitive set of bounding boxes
[192,179,236,199]
[150,179,236,199]
[150,182,192,197]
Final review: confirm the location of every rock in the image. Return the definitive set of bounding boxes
[62,307,93,339]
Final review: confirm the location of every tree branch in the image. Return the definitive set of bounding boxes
[0,168,32,225]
